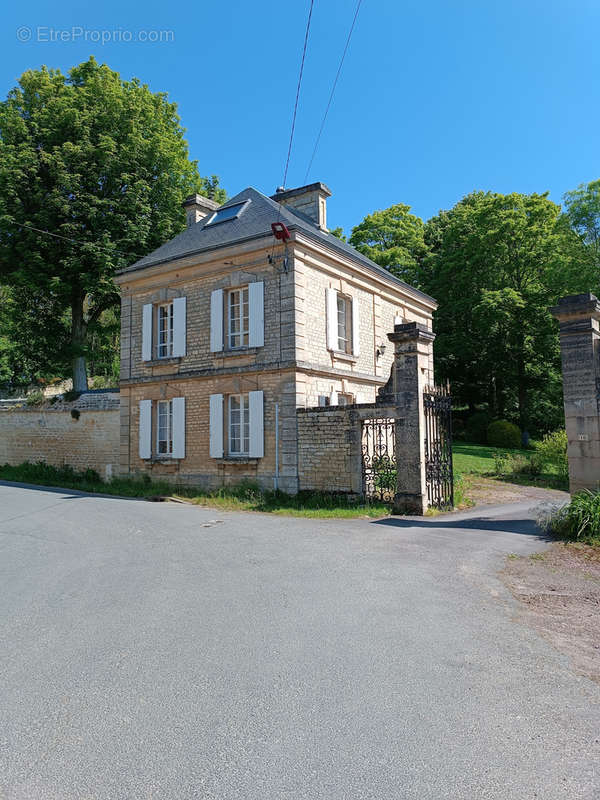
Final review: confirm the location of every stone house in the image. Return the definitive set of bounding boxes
[115,182,437,493]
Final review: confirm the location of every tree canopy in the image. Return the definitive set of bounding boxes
[350,189,597,434]
[0,57,225,391]
[349,203,427,287]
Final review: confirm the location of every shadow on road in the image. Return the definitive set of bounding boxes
[372,515,550,539]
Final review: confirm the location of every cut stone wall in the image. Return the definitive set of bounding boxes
[296,403,396,494]
[0,392,120,481]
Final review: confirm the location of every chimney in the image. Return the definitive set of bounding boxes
[271,182,332,231]
[182,193,220,226]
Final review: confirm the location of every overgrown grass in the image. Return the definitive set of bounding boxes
[539,490,600,546]
[0,462,390,519]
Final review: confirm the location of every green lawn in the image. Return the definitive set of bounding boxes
[453,443,532,476]
[452,442,567,490]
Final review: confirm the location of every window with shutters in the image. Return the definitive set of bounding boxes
[157,399,173,456]
[228,394,250,456]
[337,393,354,406]
[337,294,353,354]
[227,288,249,349]
[157,303,174,358]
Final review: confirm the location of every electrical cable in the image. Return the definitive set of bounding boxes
[304,0,363,183]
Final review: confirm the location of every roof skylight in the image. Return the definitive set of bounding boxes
[205,200,249,226]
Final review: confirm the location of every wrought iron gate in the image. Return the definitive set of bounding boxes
[361,418,396,502]
[423,384,454,509]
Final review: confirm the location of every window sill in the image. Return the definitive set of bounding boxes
[214,456,260,465]
[146,455,181,463]
[215,347,260,358]
[329,349,358,363]
[145,356,182,366]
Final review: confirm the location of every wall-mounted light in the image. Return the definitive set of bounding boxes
[376,343,387,359]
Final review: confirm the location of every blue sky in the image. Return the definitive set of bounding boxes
[1,0,599,235]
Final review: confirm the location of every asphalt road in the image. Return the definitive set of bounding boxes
[1,482,598,799]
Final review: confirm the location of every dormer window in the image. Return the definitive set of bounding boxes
[205,200,249,226]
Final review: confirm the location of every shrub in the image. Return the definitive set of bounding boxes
[541,489,600,545]
[25,390,45,406]
[534,429,568,480]
[89,375,117,390]
[487,420,521,449]
[465,412,490,444]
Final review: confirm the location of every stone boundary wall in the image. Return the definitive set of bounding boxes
[0,392,120,480]
[296,403,396,494]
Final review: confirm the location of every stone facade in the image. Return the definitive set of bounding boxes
[115,185,437,494]
[552,293,600,493]
[0,392,120,480]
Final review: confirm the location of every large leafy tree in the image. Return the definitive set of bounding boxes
[563,178,600,274]
[423,192,592,431]
[349,203,428,286]
[0,58,225,391]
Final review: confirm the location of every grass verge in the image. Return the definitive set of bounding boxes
[0,461,390,519]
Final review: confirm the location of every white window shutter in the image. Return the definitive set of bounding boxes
[172,297,187,357]
[249,390,264,458]
[172,397,186,459]
[329,390,338,406]
[139,400,152,459]
[209,394,224,458]
[142,304,153,361]
[326,288,338,350]
[210,289,224,352]
[351,297,360,357]
[394,314,404,327]
[248,281,264,348]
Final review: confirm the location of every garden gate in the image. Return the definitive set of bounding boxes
[423,384,454,509]
[361,418,397,502]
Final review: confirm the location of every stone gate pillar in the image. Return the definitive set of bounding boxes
[387,321,436,514]
[551,293,600,493]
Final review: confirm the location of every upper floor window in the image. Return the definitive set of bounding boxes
[141,297,186,362]
[326,288,360,358]
[157,399,173,455]
[228,287,249,349]
[157,303,174,358]
[210,282,264,352]
[337,294,352,354]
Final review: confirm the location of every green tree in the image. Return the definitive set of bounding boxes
[563,178,600,274]
[423,191,592,431]
[0,58,225,391]
[349,203,428,286]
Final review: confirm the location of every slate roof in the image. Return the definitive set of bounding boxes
[119,187,436,306]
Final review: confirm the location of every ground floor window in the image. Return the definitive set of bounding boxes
[157,399,173,455]
[337,393,354,406]
[228,394,250,455]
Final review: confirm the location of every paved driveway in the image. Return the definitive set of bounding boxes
[1,483,598,799]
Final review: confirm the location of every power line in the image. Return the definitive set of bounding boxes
[281,0,315,189]
[7,220,144,260]
[304,0,363,183]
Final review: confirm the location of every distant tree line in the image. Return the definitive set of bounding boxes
[349,182,600,436]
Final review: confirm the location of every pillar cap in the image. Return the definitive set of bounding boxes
[551,293,600,323]
[387,320,436,344]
